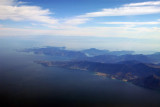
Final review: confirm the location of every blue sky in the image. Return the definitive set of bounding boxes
[0,0,160,51]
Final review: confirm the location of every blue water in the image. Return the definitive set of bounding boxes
[0,37,160,107]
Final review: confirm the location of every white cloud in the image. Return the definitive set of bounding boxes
[0,0,15,5]
[64,18,90,25]
[0,0,58,24]
[80,6,160,18]
[0,26,160,40]
[99,21,160,25]
[124,1,160,7]
[63,1,160,25]
[0,0,160,40]
[1,0,160,26]
[0,24,4,27]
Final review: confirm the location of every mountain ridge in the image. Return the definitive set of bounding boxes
[35,60,160,90]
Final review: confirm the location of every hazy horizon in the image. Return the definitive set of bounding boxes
[0,0,160,52]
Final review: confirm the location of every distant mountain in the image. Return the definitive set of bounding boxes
[117,60,141,65]
[107,50,135,56]
[81,48,109,57]
[23,47,87,59]
[147,52,160,63]
[22,47,160,64]
[84,54,151,63]
[81,48,134,56]
[35,60,160,90]
[22,47,160,90]
[152,52,160,55]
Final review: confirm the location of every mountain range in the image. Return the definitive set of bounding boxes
[22,46,160,90]
[36,60,160,90]
[23,47,160,64]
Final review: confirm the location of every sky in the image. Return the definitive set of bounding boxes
[0,0,160,51]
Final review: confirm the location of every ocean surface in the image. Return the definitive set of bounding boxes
[0,37,160,107]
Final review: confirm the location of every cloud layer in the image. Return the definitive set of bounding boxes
[99,21,160,25]
[0,0,160,40]
[0,0,58,24]
[0,26,160,40]
[66,1,160,25]
[81,1,160,17]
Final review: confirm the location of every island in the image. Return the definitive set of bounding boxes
[35,60,160,90]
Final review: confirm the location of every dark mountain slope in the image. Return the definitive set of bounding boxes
[36,60,160,90]
[84,54,151,63]
[131,75,160,89]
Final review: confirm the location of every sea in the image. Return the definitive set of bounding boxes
[0,37,160,107]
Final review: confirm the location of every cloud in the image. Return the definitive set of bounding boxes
[0,0,160,40]
[0,0,15,5]
[80,6,160,18]
[63,1,160,25]
[124,1,160,7]
[99,21,160,25]
[1,0,160,26]
[64,18,90,25]
[0,26,160,40]
[0,24,4,27]
[0,0,58,24]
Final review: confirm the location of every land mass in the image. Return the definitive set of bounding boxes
[23,47,160,63]
[35,60,160,90]
[22,47,160,90]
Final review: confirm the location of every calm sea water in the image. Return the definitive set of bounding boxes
[0,37,160,107]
